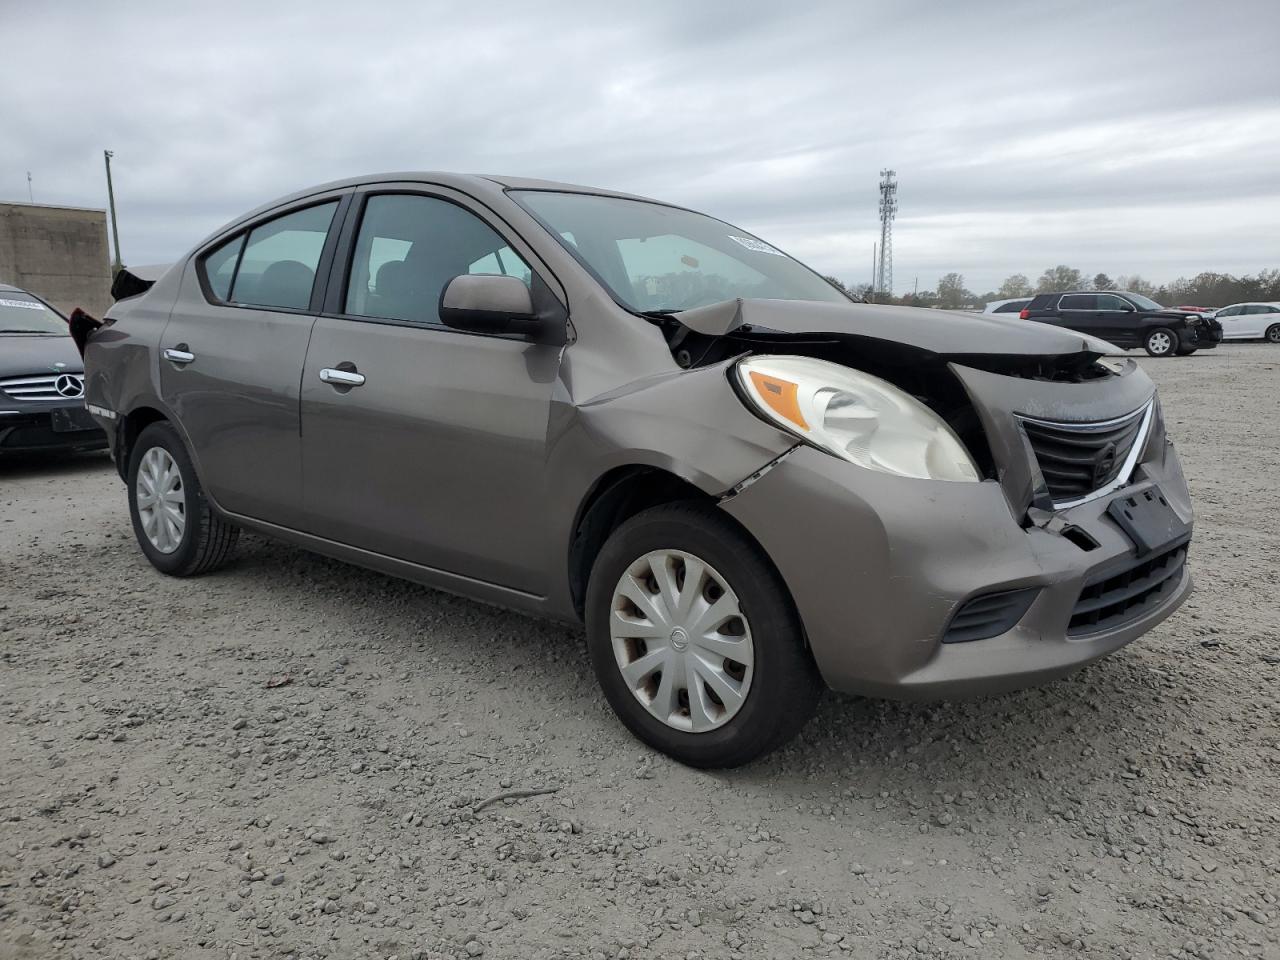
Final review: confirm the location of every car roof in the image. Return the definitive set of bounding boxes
[193,172,670,256]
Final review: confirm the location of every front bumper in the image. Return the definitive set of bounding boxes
[722,435,1193,700]
[1181,319,1222,350]
[0,399,107,454]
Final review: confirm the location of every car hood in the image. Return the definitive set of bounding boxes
[673,298,1123,358]
[0,334,83,379]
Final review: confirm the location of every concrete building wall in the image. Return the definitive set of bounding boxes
[0,202,112,317]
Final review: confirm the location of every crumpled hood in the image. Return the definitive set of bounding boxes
[0,334,82,379]
[675,298,1122,357]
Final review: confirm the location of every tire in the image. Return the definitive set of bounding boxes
[1143,327,1177,357]
[585,501,822,768]
[127,421,238,576]
[1267,324,1280,344]
[1175,347,1197,356]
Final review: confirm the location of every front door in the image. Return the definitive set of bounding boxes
[159,198,345,528]
[299,189,562,595]
[1094,293,1141,346]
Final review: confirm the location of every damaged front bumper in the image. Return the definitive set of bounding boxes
[720,396,1194,701]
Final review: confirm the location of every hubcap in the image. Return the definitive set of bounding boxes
[1149,332,1172,354]
[609,549,755,733]
[136,446,186,554]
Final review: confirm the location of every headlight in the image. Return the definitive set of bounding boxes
[734,355,981,482]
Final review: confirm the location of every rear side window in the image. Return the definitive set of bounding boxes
[203,236,243,301]
[1058,294,1097,310]
[215,202,338,310]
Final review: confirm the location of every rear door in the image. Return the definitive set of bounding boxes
[1243,304,1279,338]
[298,186,564,594]
[1054,294,1113,340]
[159,194,349,528]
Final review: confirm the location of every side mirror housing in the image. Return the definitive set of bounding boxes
[439,274,537,335]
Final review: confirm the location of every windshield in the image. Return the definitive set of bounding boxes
[0,292,67,335]
[512,191,850,313]
[1125,292,1165,311]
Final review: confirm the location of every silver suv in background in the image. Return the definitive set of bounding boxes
[79,173,1195,766]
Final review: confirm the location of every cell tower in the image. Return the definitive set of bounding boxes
[876,169,897,297]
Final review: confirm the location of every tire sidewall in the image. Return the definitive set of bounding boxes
[127,422,205,575]
[585,505,817,767]
[1144,327,1176,357]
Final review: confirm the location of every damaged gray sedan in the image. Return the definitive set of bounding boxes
[80,173,1193,767]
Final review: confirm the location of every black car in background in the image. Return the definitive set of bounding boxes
[0,283,106,455]
[1019,290,1223,357]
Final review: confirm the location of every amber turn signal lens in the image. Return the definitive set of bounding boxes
[747,370,808,430]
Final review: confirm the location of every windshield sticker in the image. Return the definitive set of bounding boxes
[0,298,44,310]
[727,235,785,256]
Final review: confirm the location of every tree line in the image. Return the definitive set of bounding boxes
[824,267,1280,310]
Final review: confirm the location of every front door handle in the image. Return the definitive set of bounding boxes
[163,346,195,365]
[319,367,366,387]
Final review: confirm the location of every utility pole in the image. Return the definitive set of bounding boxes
[26,172,33,202]
[103,150,123,276]
[876,169,898,299]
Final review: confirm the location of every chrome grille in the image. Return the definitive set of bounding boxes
[0,373,84,401]
[1018,402,1153,507]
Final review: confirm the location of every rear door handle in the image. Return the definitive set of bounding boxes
[319,367,365,387]
[163,346,195,365]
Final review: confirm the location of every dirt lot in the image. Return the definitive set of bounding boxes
[1,344,1277,960]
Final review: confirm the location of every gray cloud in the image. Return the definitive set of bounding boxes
[2,0,1277,294]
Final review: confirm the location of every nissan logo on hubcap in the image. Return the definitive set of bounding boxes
[54,374,84,399]
[669,627,690,651]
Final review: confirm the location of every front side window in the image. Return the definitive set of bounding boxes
[0,291,66,335]
[1216,305,1239,316]
[344,194,531,324]
[228,202,337,310]
[1096,294,1132,311]
[1058,294,1097,310]
[512,191,848,313]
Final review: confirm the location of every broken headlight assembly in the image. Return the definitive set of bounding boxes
[734,355,981,482]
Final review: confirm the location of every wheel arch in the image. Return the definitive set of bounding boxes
[567,465,712,618]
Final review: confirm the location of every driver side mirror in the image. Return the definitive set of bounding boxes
[439,274,538,336]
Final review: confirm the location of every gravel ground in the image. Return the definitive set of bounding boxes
[2,344,1277,960]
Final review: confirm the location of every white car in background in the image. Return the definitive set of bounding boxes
[1211,303,1280,342]
[983,297,1031,315]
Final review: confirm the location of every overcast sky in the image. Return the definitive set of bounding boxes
[3,0,1278,294]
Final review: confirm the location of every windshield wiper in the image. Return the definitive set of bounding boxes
[0,328,62,334]
[638,309,683,319]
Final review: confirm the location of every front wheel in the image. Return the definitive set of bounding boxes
[1266,324,1280,344]
[1144,327,1177,357]
[1175,347,1198,356]
[585,502,822,768]
[127,421,239,576]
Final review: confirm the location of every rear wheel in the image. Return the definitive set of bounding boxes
[1266,324,1280,344]
[127,421,238,576]
[1144,327,1176,357]
[585,502,822,768]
